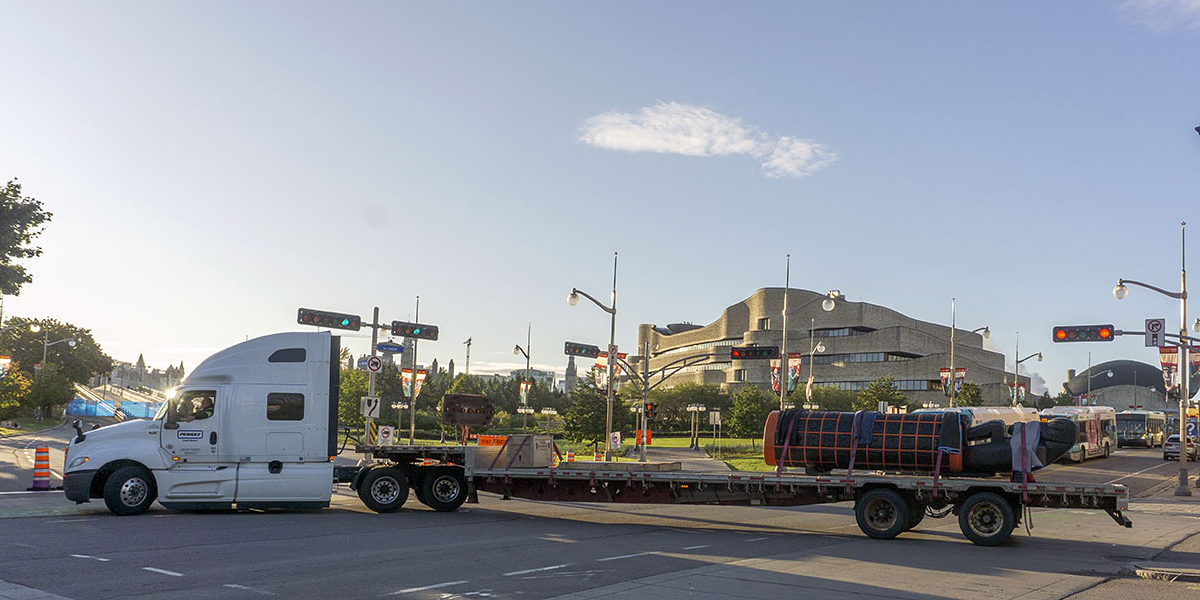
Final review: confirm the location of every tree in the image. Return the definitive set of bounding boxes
[0,179,52,296]
[338,368,368,429]
[564,371,634,448]
[27,363,72,419]
[854,376,907,411]
[810,385,857,412]
[0,317,112,384]
[727,385,772,440]
[0,368,32,420]
[954,382,984,407]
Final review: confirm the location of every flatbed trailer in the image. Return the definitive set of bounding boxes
[347,442,1132,547]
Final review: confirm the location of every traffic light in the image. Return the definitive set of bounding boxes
[564,341,602,358]
[1051,325,1116,343]
[730,345,779,360]
[297,308,361,331]
[391,321,439,341]
[645,402,657,419]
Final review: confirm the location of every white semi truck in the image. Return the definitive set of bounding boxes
[64,332,1133,546]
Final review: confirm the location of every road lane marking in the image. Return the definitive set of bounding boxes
[681,545,709,550]
[143,567,183,577]
[71,554,110,562]
[1105,462,1176,484]
[746,537,769,542]
[387,580,468,595]
[596,551,659,562]
[504,564,570,576]
[49,518,94,523]
[224,584,277,595]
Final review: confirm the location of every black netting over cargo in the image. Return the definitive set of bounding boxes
[772,410,965,472]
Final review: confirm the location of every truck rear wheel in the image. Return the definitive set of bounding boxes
[855,488,909,540]
[103,466,156,516]
[905,502,926,531]
[420,466,467,512]
[958,492,1016,546]
[359,467,409,513]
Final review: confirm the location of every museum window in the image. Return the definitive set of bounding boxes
[757,317,771,331]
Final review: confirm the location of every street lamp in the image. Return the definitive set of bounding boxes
[1011,331,1042,406]
[514,323,531,433]
[802,401,818,410]
[568,252,618,460]
[1,322,40,334]
[516,406,535,432]
[805,319,827,402]
[778,260,841,411]
[1113,222,1193,495]
[686,404,706,450]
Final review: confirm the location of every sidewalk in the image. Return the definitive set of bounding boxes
[1124,478,1200,583]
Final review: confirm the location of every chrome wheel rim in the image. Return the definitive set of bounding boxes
[120,477,148,508]
[371,476,400,504]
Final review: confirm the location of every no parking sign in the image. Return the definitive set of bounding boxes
[378,425,394,446]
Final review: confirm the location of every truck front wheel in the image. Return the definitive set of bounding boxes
[420,466,467,512]
[359,467,409,513]
[854,488,909,540]
[103,466,156,516]
[958,492,1016,546]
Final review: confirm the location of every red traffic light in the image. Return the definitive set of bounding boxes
[730,345,779,360]
[1051,325,1116,342]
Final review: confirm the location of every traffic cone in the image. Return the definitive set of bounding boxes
[593,451,603,462]
[27,447,55,491]
[566,451,575,462]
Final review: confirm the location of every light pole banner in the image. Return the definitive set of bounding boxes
[520,380,531,403]
[401,368,428,399]
[594,352,627,390]
[771,353,804,393]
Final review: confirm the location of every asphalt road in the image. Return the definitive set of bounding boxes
[2,428,1199,600]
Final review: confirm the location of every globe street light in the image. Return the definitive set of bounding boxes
[568,252,618,460]
[1113,221,1193,495]
[686,404,706,450]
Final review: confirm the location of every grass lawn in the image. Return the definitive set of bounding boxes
[0,417,62,437]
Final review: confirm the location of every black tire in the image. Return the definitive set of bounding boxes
[854,488,910,540]
[905,502,926,531]
[410,469,427,505]
[420,466,468,512]
[358,467,409,513]
[958,492,1016,546]
[1164,453,1171,461]
[103,466,156,516]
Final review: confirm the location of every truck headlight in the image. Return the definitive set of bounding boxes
[68,456,90,469]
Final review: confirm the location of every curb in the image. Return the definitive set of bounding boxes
[1131,563,1200,583]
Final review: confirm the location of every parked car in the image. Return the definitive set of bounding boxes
[1163,434,1199,461]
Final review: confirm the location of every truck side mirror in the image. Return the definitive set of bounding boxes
[163,402,180,430]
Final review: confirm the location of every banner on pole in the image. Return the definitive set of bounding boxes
[401,368,428,399]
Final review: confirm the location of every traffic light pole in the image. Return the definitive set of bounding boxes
[409,296,419,444]
[367,307,380,444]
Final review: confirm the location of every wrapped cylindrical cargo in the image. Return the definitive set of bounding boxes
[764,409,966,473]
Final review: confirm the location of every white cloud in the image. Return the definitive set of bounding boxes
[579,101,837,179]
[1121,0,1200,30]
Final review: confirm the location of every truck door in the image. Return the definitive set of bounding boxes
[156,389,237,506]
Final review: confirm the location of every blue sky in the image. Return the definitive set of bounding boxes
[2,1,1199,394]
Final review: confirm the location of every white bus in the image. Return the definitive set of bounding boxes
[1041,406,1117,461]
[1115,410,1167,448]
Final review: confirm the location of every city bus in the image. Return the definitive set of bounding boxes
[1115,410,1167,448]
[1040,406,1117,462]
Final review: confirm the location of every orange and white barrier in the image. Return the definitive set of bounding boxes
[593,451,603,461]
[565,451,575,462]
[28,447,52,491]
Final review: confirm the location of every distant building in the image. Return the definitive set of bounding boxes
[1063,360,1183,411]
[107,356,185,392]
[634,288,1027,406]
[508,368,555,388]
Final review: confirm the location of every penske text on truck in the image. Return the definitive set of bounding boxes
[63,332,1132,546]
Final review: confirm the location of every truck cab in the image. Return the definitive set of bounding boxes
[64,332,340,515]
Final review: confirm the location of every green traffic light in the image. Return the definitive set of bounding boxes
[412,327,421,335]
[340,318,351,327]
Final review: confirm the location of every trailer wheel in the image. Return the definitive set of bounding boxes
[958,492,1015,546]
[905,502,926,531]
[103,466,156,516]
[359,467,409,513]
[420,466,467,512]
[410,469,427,505]
[855,488,910,540]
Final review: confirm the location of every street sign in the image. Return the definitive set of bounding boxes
[709,411,721,426]
[378,425,394,446]
[609,431,621,451]
[1146,318,1166,348]
[1187,421,1198,438]
[360,396,380,418]
[376,342,405,354]
[366,356,383,373]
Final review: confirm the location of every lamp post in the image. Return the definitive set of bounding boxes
[947,298,991,407]
[1011,331,1043,406]
[778,264,840,410]
[806,318,827,402]
[36,327,75,422]
[516,406,535,432]
[686,404,706,450]
[513,323,531,433]
[568,252,618,460]
[1113,221,1194,495]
